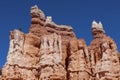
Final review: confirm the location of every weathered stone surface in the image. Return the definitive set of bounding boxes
[90,21,120,80]
[2,5,120,80]
[68,38,91,80]
[39,33,66,80]
[92,21,105,39]
[2,30,40,80]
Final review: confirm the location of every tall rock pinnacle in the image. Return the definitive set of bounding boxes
[90,21,120,80]
[2,5,120,80]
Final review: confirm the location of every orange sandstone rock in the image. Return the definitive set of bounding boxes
[2,5,120,80]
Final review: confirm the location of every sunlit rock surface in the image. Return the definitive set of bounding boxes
[2,5,120,80]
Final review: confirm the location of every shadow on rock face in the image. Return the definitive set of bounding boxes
[0,68,1,75]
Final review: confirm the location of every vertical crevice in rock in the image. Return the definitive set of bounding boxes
[65,42,70,79]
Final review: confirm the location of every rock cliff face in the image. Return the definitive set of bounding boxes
[2,5,120,80]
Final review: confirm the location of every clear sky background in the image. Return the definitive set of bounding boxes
[0,0,120,68]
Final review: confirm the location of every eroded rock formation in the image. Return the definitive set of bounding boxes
[68,39,91,80]
[90,21,120,80]
[2,5,120,80]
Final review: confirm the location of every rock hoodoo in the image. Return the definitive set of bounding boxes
[2,5,120,80]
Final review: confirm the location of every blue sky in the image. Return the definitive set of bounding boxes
[0,0,120,68]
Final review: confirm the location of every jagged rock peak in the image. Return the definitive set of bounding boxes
[92,20,106,38]
[92,20,103,29]
[46,16,52,23]
[92,20,105,33]
[30,5,45,19]
[30,5,75,38]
